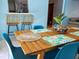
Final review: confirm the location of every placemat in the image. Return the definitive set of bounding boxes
[42,34,76,46]
[31,29,51,33]
[70,31,79,36]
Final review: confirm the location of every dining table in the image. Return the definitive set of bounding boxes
[14,27,79,59]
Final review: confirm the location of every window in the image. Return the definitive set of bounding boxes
[8,0,28,13]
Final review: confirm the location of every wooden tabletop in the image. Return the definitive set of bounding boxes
[14,30,54,54]
[14,28,79,59]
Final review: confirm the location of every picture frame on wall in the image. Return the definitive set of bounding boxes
[8,0,28,13]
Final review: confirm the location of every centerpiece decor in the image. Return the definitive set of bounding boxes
[53,13,68,34]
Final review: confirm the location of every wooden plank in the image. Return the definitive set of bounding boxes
[40,39,52,48]
[18,41,31,54]
[36,39,51,49]
[32,41,42,51]
[24,41,38,52]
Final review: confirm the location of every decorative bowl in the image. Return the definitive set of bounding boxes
[17,33,41,41]
[54,24,68,34]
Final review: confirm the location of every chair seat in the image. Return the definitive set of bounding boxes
[44,49,59,59]
[34,25,44,29]
[12,47,37,59]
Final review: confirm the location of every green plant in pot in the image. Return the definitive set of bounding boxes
[53,13,68,33]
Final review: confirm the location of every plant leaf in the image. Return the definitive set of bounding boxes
[54,17,62,24]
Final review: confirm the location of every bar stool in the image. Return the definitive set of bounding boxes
[7,13,20,35]
[21,13,33,30]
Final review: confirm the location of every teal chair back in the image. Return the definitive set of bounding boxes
[55,42,79,59]
[2,33,37,59]
[2,33,14,49]
[34,25,44,29]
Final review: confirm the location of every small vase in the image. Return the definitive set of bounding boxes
[54,24,68,34]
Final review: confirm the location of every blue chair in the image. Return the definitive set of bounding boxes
[2,33,37,59]
[2,33,60,59]
[44,48,59,59]
[33,25,44,29]
[54,42,79,59]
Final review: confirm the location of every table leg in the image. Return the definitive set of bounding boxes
[37,51,44,59]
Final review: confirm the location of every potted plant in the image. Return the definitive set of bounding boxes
[53,13,68,33]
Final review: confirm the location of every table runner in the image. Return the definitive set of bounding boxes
[42,34,76,46]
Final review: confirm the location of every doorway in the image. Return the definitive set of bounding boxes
[47,3,54,27]
[47,0,63,27]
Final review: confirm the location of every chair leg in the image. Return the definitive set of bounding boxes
[28,24,30,30]
[23,24,25,30]
[30,24,32,29]
[8,25,10,35]
[21,24,25,30]
[28,24,32,30]
[8,25,19,36]
[21,24,23,30]
[21,24,32,30]
[16,25,19,31]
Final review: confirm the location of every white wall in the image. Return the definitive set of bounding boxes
[0,0,49,33]
[28,0,49,28]
[0,0,8,33]
[64,0,79,17]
